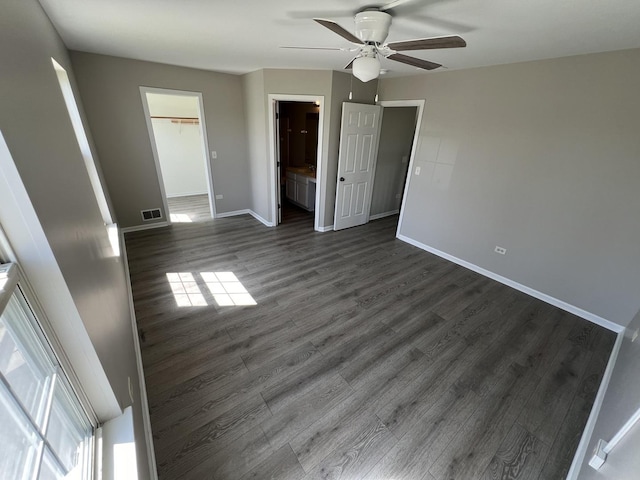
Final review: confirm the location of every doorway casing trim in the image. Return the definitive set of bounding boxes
[377,99,425,238]
[139,86,216,224]
[268,94,325,231]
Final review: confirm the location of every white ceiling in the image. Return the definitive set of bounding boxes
[39,0,640,78]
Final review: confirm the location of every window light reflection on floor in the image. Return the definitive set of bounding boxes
[166,272,257,307]
[170,213,193,223]
[166,272,206,306]
[201,272,257,306]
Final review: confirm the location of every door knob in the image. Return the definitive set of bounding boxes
[340,177,345,182]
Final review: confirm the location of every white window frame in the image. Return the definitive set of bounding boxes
[0,262,97,479]
[51,58,113,226]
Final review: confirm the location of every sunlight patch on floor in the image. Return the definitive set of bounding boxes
[166,272,206,306]
[170,213,193,223]
[166,272,257,307]
[201,272,257,306]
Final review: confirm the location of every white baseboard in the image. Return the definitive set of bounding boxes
[215,209,250,218]
[316,225,334,232]
[370,210,399,221]
[215,209,274,227]
[119,233,158,480]
[248,210,274,227]
[396,234,624,333]
[120,221,169,234]
[565,331,625,479]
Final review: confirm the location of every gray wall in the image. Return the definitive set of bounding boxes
[70,52,251,228]
[263,69,333,225]
[577,311,640,479]
[0,0,150,477]
[242,70,267,219]
[371,106,416,216]
[240,68,378,228]
[380,48,640,327]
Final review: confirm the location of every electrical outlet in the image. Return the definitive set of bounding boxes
[494,246,507,255]
[215,194,223,200]
[415,166,421,175]
[211,151,217,159]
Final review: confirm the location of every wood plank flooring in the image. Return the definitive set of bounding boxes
[124,211,615,480]
[167,194,212,222]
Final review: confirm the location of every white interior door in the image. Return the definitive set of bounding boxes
[334,102,383,231]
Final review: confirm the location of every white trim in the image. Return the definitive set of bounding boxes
[566,331,625,479]
[396,233,624,333]
[605,407,640,454]
[194,92,217,219]
[316,225,334,232]
[119,232,158,480]
[139,87,217,227]
[139,88,171,226]
[369,210,399,221]
[249,210,274,227]
[51,58,114,226]
[215,209,274,227]
[377,100,425,240]
[267,94,325,232]
[121,222,169,234]
[215,209,250,218]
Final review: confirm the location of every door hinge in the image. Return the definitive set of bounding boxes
[277,161,280,167]
[276,113,279,119]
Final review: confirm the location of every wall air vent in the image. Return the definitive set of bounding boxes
[141,208,162,221]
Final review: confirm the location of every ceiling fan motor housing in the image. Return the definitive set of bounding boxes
[354,11,392,44]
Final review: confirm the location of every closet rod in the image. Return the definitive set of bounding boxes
[150,116,199,120]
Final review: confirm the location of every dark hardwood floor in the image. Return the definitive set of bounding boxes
[124,212,615,480]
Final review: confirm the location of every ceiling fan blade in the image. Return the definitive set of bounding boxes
[387,53,441,70]
[344,57,357,70]
[380,0,450,16]
[406,14,475,34]
[314,19,364,45]
[280,46,349,51]
[288,9,355,19]
[379,0,419,12]
[387,35,466,51]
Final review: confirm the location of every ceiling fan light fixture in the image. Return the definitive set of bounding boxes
[352,55,381,82]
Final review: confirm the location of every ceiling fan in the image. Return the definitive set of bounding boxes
[283,0,467,82]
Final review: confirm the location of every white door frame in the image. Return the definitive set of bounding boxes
[139,86,216,223]
[268,94,325,231]
[377,100,425,238]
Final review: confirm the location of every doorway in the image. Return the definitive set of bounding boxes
[268,95,325,231]
[333,99,424,235]
[278,101,319,226]
[140,87,215,224]
[370,105,419,224]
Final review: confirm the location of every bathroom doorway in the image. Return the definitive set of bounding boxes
[269,95,324,230]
